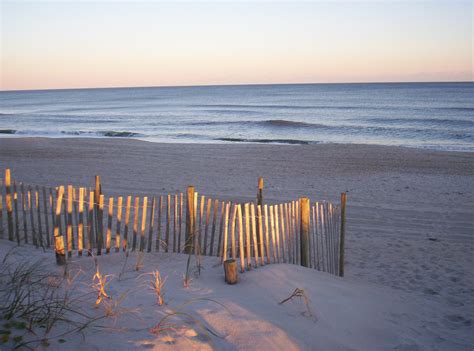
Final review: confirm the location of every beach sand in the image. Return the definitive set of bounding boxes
[1,137,473,349]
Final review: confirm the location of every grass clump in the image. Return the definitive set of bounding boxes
[279,288,317,321]
[0,253,107,349]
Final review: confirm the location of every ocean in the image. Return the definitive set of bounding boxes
[1,82,473,152]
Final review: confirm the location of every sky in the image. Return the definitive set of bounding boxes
[0,0,472,91]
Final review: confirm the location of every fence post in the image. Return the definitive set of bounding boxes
[185,186,195,254]
[67,185,73,257]
[5,169,14,241]
[300,197,310,267]
[339,193,347,277]
[94,175,102,203]
[94,175,102,252]
[256,177,263,257]
[54,186,66,265]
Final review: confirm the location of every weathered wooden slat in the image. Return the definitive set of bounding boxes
[61,194,67,250]
[66,185,73,257]
[178,193,183,253]
[257,177,265,258]
[288,202,293,264]
[244,203,251,270]
[132,196,139,251]
[5,169,14,241]
[286,203,292,264]
[35,187,44,248]
[329,203,335,274]
[331,204,338,274]
[157,195,163,251]
[147,197,155,253]
[97,194,105,255]
[328,204,334,273]
[315,203,323,271]
[49,188,55,247]
[185,187,195,254]
[54,186,66,265]
[295,200,300,265]
[28,187,38,247]
[198,195,205,254]
[312,205,318,270]
[221,202,230,262]
[269,205,277,263]
[71,187,78,250]
[78,188,84,256]
[250,203,259,267]
[257,204,265,266]
[230,203,237,260]
[339,193,347,277]
[326,203,334,274]
[193,192,198,255]
[263,204,270,264]
[166,194,170,253]
[217,201,225,258]
[274,204,281,263]
[291,201,297,264]
[209,199,218,256]
[42,187,51,248]
[123,195,132,252]
[140,197,148,252]
[312,203,317,270]
[173,194,178,253]
[300,198,310,267]
[307,204,313,269]
[237,204,245,272]
[115,196,123,252]
[279,204,286,263]
[87,191,95,255]
[106,197,114,254]
[13,182,20,244]
[203,198,212,256]
[21,184,28,243]
[320,203,328,272]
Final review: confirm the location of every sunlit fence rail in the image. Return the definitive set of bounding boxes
[0,169,347,277]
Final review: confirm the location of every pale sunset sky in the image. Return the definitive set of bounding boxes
[1,0,472,91]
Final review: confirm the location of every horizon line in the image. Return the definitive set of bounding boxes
[1,80,473,93]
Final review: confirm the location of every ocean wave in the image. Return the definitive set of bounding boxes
[190,104,369,110]
[100,131,141,137]
[172,133,313,144]
[216,137,313,145]
[5,129,142,138]
[436,107,474,112]
[186,119,327,129]
[364,117,474,128]
[261,119,325,128]
[0,129,16,134]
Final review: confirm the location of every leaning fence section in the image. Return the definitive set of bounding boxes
[0,169,346,277]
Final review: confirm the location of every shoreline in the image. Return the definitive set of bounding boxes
[1,134,473,153]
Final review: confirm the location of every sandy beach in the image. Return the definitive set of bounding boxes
[1,137,473,349]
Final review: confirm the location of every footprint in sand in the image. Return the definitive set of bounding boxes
[445,314,472,327]
[423,288,438,295]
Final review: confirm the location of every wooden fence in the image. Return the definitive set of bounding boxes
[0,169,347,276]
